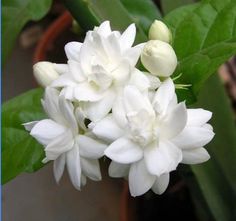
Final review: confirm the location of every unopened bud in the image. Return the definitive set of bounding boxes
[141,40,177,77]
[148,20,172,44]
[33,62,59,87]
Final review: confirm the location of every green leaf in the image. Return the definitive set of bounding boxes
[161,0,196,14]
[63,0,161,43]
[164,0,236,103]
[2,88,46,184]
[120,0,162,34]
[2,0,52,65]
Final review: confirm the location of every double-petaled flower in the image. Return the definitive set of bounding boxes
[24,88,107,189]
[91,78,214,196]
[50,21,152,122]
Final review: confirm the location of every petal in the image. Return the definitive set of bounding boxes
[171,126,215,149]
[53,154,66,183]
[182,147,210,164]
[68,60,86,82]
[78,135,107,159]
[96,21,112,37]
[81,89,115,122]
[108,161,129,178]
[161,102,187,139]
[66,143,82,190]
[60,86,74,100]
[129,159,156,197]
[152,78,175,114]
[58,96,78,133]
[187,109,212,126]
[45,130,74,160]
[74,82,104,102]
[91,114,124,143]
[42,87,64,123]
[53,64,69,75]
[112,95,127,128]
[30,119,66,146]
[129,69,150,92]
[124,85,154,116]
[124,43,144,66]
[81,158,102,181]
[152,173,169,195]
[105,137,143,164]
[23,121,38,131]
[50,74,76,88]
[119,24,136,51]
[64,41,82,61]
[112,59,130,85]
[144,141,182,176]
[144,72,161,90]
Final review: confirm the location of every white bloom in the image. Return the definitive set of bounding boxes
[148,20,172,43]
[141,40,177,77]
[91,78,214,196]
[51,21,148,121]
[33,62,60,87]
[24,87,107,190]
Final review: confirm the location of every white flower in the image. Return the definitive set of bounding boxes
[91,78,214,196]
[148,20,172,44]
[24,87,107,190]
[51,21,148,121]
[141,40,177,77]
[33,62,60,87]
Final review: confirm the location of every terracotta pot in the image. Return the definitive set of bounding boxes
[33,11,73,63]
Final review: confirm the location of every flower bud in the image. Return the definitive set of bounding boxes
[141,40,177,77]
[33,62,59,87]
[148,20,172,44]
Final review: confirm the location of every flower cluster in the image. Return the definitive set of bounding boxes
[25,20,214,196]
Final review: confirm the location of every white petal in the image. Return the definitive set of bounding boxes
[68,60,86,82]
[112,60,130,85]
[171,126,215,149]
[75,107,87,131]
[129,159,156,197]
[30,119,66,146]
[53,64,69,75]
[187,109,212,126]
[108,161,129,178]
[119,24,136,51]
[81,89,115,122]
[42,88,64,124]
[144,72,161,90]
[74,82,104,102]
[152,173,169,195]
[105,137,143,164]
[144,141,182,176]
[124,85,154,116]
[60,86,74,100]
[65,41,82,61]
[182,147,210,164]
[161,102,187,139]
[152,78,175,114]
[91,114,124,143]
[78,135,107,159]
[66,143,82,190]
[129,69,150,92]
[45,130,74,160]
[96,21,112,37]
[58,96,78,133]
[81,158,102,181]
[50,74,76,87]
[124,43,144,66]
[23,121,39,131]
[53,154,66,183]
[112,95,127,128]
